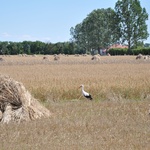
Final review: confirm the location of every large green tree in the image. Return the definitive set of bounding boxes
[115,0,149,53]
[70,8,119,54]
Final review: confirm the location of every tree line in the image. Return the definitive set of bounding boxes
[0,40,149,55]
[0,41,77,55]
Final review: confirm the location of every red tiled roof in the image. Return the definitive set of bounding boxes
[108,44,128,49]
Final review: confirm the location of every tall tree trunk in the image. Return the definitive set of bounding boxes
[98,47,100,54]
[127,39,132,55]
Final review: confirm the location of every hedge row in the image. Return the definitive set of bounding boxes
[108,47,150,55]
[108,48,128,55]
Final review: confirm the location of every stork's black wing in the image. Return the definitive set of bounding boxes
[84,94,93,100]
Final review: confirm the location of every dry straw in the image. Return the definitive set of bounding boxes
[91,55,100,61]
[0,74,51,123]
[54,55,60,61]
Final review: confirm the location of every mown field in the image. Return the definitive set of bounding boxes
[0,55,150,150]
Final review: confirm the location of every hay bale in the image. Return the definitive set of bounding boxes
[32,54,37,57]
[82,54,87,56]
[54,55,60,61]
[91,55,100,61]
[143,55,150,60]
[74,54,80,57]
[144,56,148,60]
[0,74,51,123]
[43,56,49,60]
[0,58,4,61]
[136,54,143,59]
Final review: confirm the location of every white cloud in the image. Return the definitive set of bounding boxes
[42,37,51,41]
[0,33,54,43]
[20,34,37,41]
[20,35,52,42]
[2,32,11,37]
[22,34,32,38]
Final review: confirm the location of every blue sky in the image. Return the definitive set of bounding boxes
[0,0,150,43]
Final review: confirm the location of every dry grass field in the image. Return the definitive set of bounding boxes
[0,55,150,150]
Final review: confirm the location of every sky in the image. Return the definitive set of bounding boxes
[0,0,150,43]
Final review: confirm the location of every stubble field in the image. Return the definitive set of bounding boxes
[0,54,150,150]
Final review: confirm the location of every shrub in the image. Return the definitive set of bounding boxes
[108,48,128,55]
[108,47,150,55]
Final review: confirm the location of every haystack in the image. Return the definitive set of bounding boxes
[0,74,51,123]
[54,55,60,61]
[136,54,143,59]
[91,55,100,61]
[43,56,49,60]
[0,58,4,61]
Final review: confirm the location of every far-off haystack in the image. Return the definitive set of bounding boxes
[54,55,60,61]
[91,55,100,61]
[0,74,51,123]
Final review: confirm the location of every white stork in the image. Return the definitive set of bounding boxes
[79,84,93,100]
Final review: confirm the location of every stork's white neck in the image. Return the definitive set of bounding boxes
[81,85,84,91]
[81,85,89,96]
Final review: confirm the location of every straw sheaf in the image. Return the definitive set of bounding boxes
[0,74,51,123]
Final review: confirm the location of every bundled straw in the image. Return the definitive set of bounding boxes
[91,55,100,61]
[0,74,51,123]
